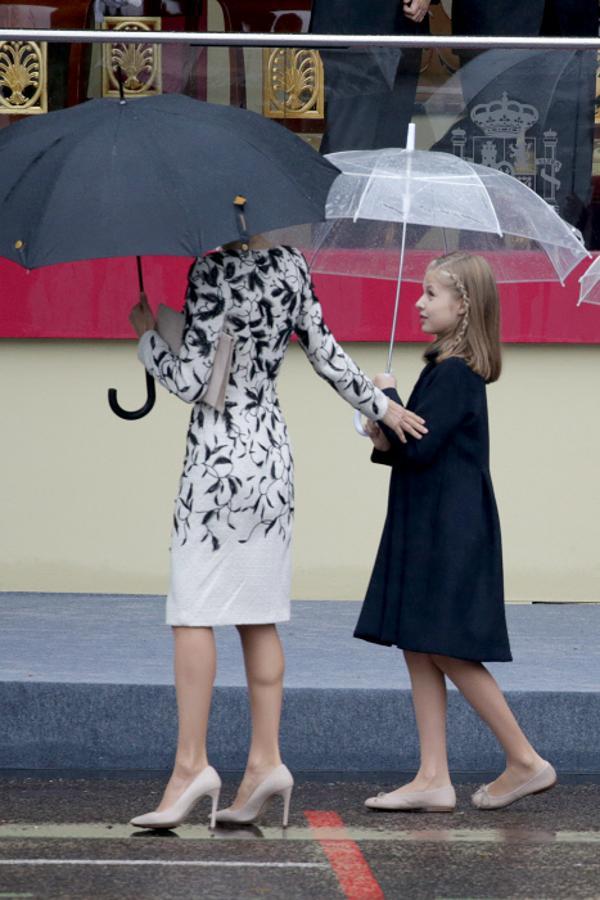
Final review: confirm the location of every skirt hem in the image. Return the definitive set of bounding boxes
[167,614,291,627]
[353,631,513,663]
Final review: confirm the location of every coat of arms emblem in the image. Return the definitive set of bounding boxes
[451,92,562,211]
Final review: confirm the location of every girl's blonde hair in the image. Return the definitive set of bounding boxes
[425,251,502,383]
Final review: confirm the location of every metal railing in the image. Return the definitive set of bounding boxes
[0,30,599,49]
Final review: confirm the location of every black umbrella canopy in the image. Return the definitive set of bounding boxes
[0,94,339,269]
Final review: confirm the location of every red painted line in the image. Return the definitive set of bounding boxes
[304,811,384,900]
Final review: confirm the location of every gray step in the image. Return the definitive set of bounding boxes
[1,594,598,772]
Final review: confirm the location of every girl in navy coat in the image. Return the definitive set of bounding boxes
[357,252,556,811]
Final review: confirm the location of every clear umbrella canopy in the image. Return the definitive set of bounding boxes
[578,255,600,306]
[267,148,589,285]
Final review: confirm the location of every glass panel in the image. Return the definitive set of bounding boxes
[1,12,599,339]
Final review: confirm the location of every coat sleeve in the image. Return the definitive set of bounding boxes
[379,360,471,467]
[137,256,231,404]
[291,250,388,421]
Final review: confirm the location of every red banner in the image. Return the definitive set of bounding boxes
[1,253,599,343]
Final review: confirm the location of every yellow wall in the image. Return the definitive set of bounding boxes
[1,339,598,603]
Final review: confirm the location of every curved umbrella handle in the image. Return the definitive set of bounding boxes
[353,409,368,437]
[108,370,156,420]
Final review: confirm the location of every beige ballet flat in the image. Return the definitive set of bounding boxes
[130,765,221,830]
[365,784,456,812]
[215,764,294,827]
[471,761,557,810]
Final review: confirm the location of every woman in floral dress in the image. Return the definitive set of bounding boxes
[128,239,426,828]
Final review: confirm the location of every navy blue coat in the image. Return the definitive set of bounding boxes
[354,357,512,662]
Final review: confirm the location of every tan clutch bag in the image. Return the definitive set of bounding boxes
[156,304,234,413]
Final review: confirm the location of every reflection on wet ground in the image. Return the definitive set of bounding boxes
[1,774,599,899]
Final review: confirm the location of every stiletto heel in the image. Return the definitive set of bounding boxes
[215,764,294,826]
[281,785,293,828]
[130,765,222,830]
[208,786,221,830]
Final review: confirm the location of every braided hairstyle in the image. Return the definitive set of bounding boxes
[424,251,502,383]
[439,268,471,352]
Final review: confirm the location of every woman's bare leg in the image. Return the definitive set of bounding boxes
[156,626,217,811]
[228,623,284,809]
[382,650,451,798]
[430,655,546,796]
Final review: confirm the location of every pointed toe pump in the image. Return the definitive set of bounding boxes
[365,784,456,813]
[215,764,294,827]
[130,766,222,830]
[471,762,557,810]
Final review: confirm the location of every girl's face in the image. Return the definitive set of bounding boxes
[416,272,463,337]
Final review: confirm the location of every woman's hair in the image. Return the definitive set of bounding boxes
[424,251,502,383]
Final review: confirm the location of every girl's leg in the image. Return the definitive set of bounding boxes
[156,625,217,811]
[229,623,284,809]
[430,655,547,795]
[382,650,451,797]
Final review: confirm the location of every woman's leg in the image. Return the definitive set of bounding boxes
[430,655,546,795]
[156,625,217,811]
[228,623,284,809]
[382,650,451,797]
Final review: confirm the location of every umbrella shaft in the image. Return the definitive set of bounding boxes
[386,219,408,373]
[136,256,145,293]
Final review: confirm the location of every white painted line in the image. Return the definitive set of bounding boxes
[1,824,600,844]
[0,859,327,868]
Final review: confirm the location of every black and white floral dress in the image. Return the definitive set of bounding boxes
[138,246,388,626]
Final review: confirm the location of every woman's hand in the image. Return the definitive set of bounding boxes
[403,0,431,23]
[365,419,392,452]
[382,398,428,444]
[129,292,156,338]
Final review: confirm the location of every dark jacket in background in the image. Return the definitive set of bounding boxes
[310,0,432,153]
[452,0,598,38]
[439,0,598,234]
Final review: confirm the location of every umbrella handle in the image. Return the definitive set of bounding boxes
[108,370,156,420]
[353,409,368,437]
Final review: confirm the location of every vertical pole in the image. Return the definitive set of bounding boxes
[385,122,415,374]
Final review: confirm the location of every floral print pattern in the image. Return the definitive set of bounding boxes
[137,246,388,625]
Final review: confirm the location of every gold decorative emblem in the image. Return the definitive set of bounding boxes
[0,41,47,115]
[102,17,162,98]
[263,48,324,120]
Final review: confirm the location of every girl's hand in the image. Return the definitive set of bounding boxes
[373,372,397,390]
[365,419,392,452]
[403,0,431,23]
[382,398,428,444]
[129,291,156,337]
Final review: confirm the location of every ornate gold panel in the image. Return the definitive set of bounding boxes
[0,41,47,115]
[263,48,324,120]
[102,17,162,98]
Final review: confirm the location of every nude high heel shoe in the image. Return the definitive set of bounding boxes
[471,761,557,810]
[365,784,456,812]
[130,765,221,830]
[215,764,294,827]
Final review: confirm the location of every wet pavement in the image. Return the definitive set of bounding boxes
[1,772,599,899]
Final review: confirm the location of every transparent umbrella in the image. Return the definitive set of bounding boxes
[266,128,589,433]
[578,255,600,306]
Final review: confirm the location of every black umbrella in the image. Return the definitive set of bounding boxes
[0,92,339,417]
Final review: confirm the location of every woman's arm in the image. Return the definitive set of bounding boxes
[291,251,426,440]
[134,256,231,404]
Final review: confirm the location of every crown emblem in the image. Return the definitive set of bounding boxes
[471,92,538,138]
